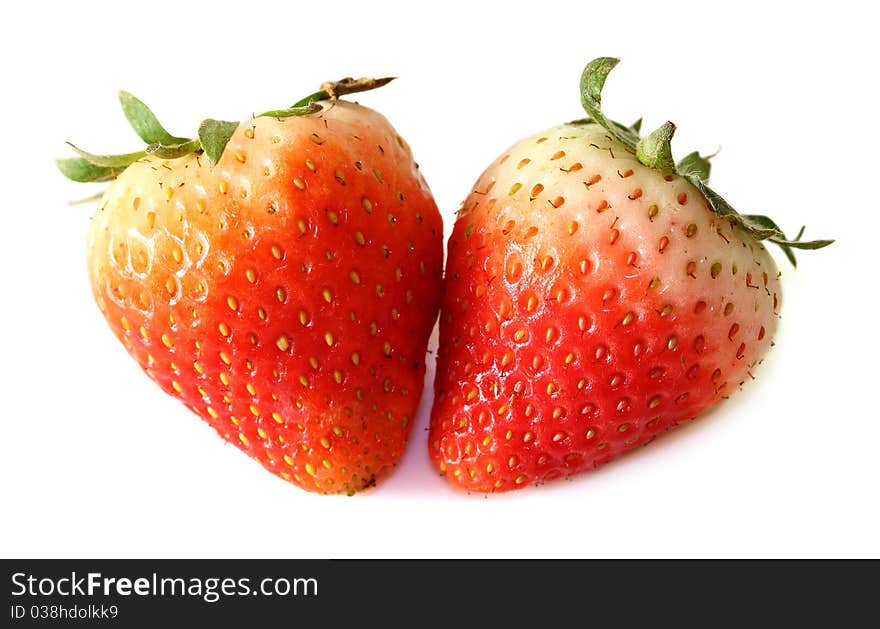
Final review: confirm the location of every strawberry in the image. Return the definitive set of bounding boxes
[59,78,443,495]
[429,58,831,493]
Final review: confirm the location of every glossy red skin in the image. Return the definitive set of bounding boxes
[433,229,709,490]
[430,124,779,493]
[89,102,443,494]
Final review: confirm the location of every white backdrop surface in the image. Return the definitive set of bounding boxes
[0,0,876,558]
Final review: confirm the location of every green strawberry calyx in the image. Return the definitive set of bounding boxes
[576,57,832,266]
[56,76,394,184]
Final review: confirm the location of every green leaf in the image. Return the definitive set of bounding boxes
[677,151,712,182]
[772,238,835,250]
[738,213,787,238]
[257,102,322,119]
[776,241,798,267]
[768,224,834,249]
[692,191,832,265]
[575,56,832,265]
[146,138,202,159]
[198,119,239,165]
[688,179,783,240]
[579,57,638,152]
[56,157,120,182]
[119,91,189,145]
[686,176,733,217]
[290,90,330,109]
[636,121,676,175]
[66,142,145,168]
[687,179,782,238]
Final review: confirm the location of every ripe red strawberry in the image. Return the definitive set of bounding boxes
[59,78,443,495]
[429,58,830,492]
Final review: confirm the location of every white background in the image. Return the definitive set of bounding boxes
[1,0,876,558]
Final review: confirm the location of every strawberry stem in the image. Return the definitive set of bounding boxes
[317,76,395,100]
[636,121,677,175]
[259,78,396,118]
[58,77,395,183]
